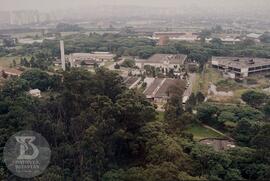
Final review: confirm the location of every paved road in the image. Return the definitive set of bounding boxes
[107,58,126,70]
[203,124,234,140]
[105,58,130,77]
[183,73,196,98]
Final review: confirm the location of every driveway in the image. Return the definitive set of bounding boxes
[183,73,196,98]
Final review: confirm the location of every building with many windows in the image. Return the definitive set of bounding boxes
[212,56,270,78]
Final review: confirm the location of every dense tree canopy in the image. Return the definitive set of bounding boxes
[241,90,269,109]
[0,68,201,180]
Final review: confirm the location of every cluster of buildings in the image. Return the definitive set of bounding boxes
[151,31,263,46]
[0,10,62,25]
[56,41,189,105]
[212,56,270,78]
[133,53,190,104]
[122,76,187,105]
[55,40,115,70]
[118,53,190,105]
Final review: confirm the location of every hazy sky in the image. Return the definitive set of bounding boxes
[0,0,269,12]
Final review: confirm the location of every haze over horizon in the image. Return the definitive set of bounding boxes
[0,0,269,14]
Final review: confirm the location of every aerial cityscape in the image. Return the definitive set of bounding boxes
[0,0,270,180]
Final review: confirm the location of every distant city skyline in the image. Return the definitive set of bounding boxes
[0,0,270,27]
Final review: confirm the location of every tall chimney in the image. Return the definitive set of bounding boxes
[60,40,66,71]
[69,54,74,68]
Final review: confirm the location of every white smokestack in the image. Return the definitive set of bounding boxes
[69,54,74,68]
[60,40,66,71]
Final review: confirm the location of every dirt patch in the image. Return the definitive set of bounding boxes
[199,138,236,151]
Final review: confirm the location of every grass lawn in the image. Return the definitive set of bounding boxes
[193,65,223,94]
[186,124,224,141]
[0,56,21,67]
[104,61,114,68]
[216,79,242,92]
[156,111,165,121]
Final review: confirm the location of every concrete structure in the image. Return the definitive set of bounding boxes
[212,56,270,78]
[208,84,234,97]
[246,33,262,42]
[136,54,187,73]
[18,38,43,44]
[0,67,23,77]
[143,78,186,103]
[153,32,199,42]
[220,37,241,44]
[29,89,41,98]
[199,138,235,151]
[60,40,66,71]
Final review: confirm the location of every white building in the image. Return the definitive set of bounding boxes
[152,32,199,42]
[18,38,43,44]
[135,54,187,73]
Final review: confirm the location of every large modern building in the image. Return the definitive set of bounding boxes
[135,54,187,73]
[212,56,270,78]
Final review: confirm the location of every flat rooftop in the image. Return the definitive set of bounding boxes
[154,32,199,36]
[70,52,114,59]
[212,56,270,69]
[137,54,187,65]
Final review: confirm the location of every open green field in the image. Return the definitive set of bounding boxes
[104,61,114,68]
[193,65,223,94]
[11,32,42,38]
[186,124,224,141]
[194,65,270,103]
[156,111,165,121]
[0,56,20,67]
